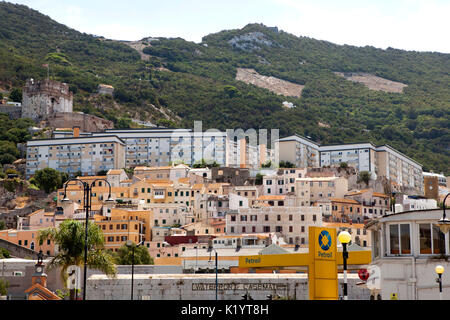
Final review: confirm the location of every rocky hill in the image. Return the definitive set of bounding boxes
[0,2,448,174]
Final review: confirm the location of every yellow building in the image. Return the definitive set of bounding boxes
[94,208,150,251]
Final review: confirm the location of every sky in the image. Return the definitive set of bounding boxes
[9,0,450,53]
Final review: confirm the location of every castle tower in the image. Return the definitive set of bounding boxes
[22,78,73,121]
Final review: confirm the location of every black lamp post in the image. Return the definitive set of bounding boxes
[62,177,113,301]
[126,240,143,300]
[338,231,351,300]
[209,249,218,300]
[435,265,444,300]
[437,193,450,234]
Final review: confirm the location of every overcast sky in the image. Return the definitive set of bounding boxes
[10,0,450,53]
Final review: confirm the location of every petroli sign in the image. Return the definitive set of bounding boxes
[317,230,333,259]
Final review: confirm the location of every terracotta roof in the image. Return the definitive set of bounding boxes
[257,195,286,201]
[330,198,360,204]
[25,283,61,300]
[323,222,365,228]
[373,192,389,198]
[134,166,173,171]
[345,189,371,196]
[178,177,190,184]
[107,169,124,175]
[28,209,45,217]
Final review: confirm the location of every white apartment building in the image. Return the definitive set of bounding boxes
[295,176,349,206]
[275,135,320,168]
[277,134,423,193]
[225,206,322,245]
[319,143,377,175]
[262,168,306,195]
[91,128,228,168]
[26,135,126,178]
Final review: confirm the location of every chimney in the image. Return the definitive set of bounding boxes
[73,126,80,138]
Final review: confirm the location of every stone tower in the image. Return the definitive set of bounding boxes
[22,78,73,121]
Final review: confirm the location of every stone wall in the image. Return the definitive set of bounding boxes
[45,112,114,132]
[86,273,370,300]
[22,79,73,121]
[0,105,22,119]
[0,238,48,259]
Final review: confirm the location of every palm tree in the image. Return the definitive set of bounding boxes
[38,219,116,300]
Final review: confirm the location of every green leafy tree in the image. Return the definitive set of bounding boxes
[0,220,6,230]
[38,220,116,299]
[0,278,9,296]
[261,160,272,168]
[9,88,22,102]
[279,161,295,168]
[113,243,154,265]
[358,171,371,185]
[0,247,10,258]
[33,168,62,193]
[255,173,264,185]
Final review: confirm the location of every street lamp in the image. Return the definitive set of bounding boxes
[126,240,144,300]
[62,177,112,300]
[437,193,450,234]
[436,265,444,300]
[338,231,352,300]
[208,249,218,300]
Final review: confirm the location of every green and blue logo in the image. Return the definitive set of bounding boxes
[318,230,332,251]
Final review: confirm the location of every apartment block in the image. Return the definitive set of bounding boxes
[376,145,423,194]
[295,176,349,206]
[319,143,377,175]
[275,135,320,168]
[225,206,322,245]
[26,135,126,178]
[277,134,423,193]
[91,128,229,167]
[263,168,306,195]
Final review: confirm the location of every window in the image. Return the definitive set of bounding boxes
[419,223,445,254]
[432,224,446,254]
[263,226,270,232]
[389,224,400,254]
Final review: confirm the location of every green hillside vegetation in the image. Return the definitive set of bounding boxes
[0,3,448,174]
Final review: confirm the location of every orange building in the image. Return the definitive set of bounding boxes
[330,198,363,222]
[0,228,56,256]
[94,208,150,251]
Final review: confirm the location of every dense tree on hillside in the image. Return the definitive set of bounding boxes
[32,168,63,193]
[0,3,448,174]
